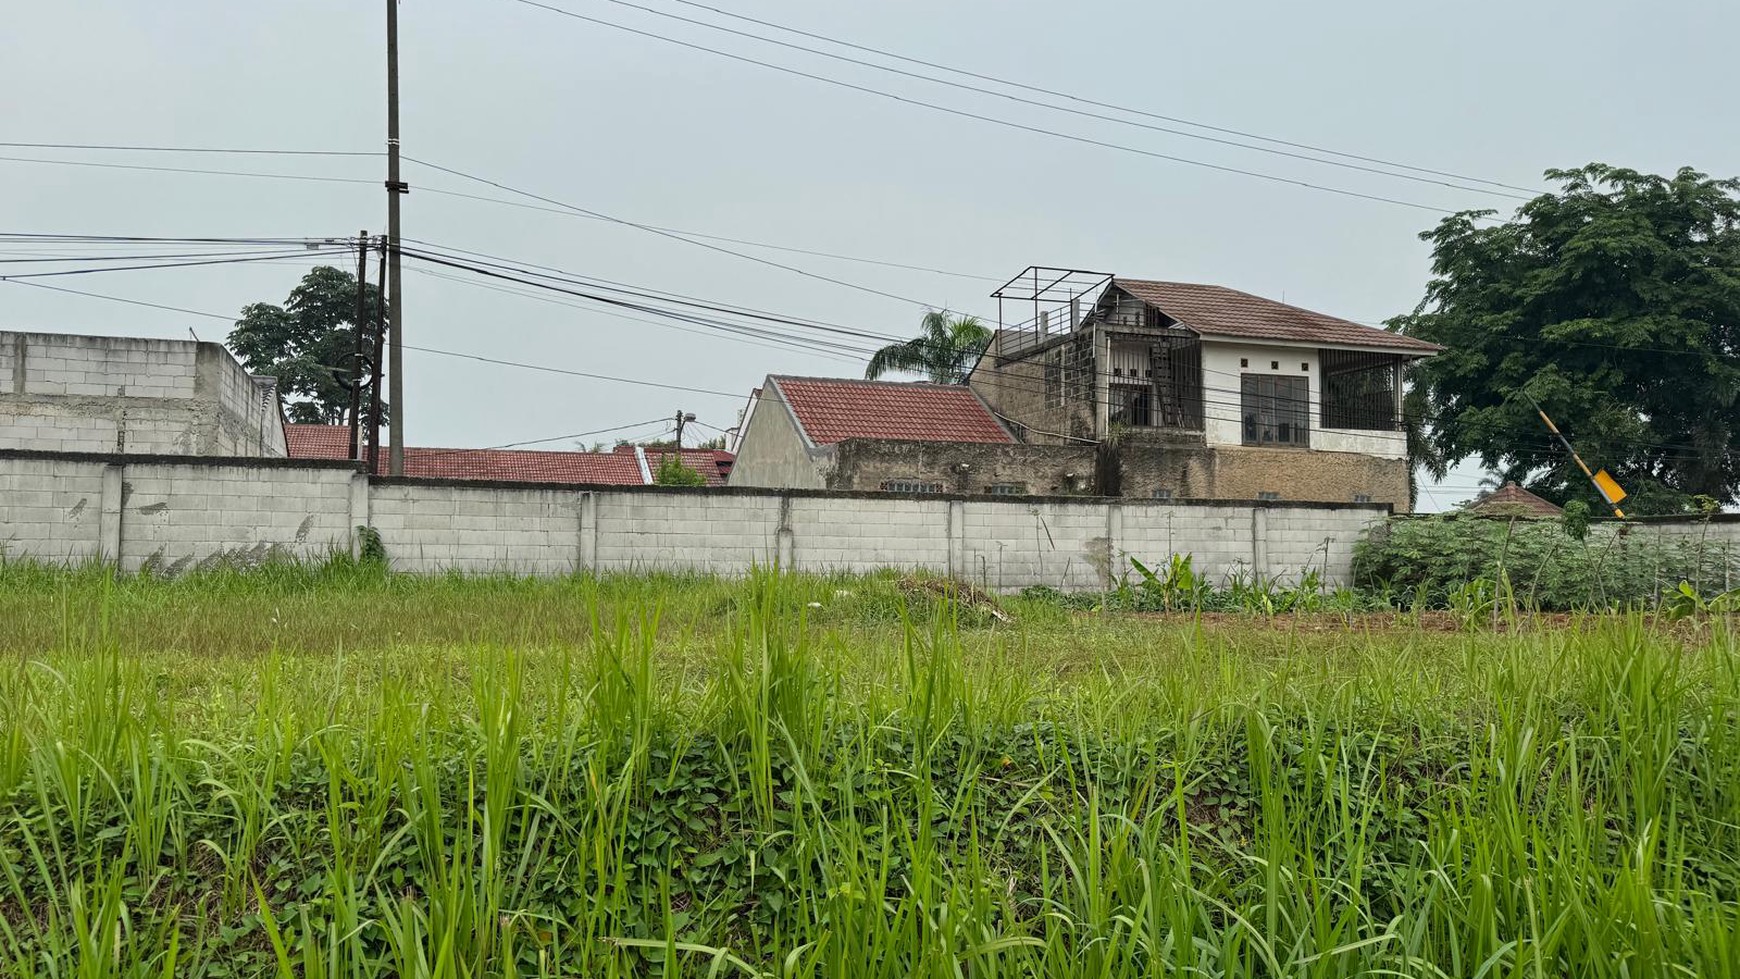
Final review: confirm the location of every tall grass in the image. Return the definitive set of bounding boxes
[0,566,1737,976]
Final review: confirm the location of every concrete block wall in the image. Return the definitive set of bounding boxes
[961,500,1109,591]
[1120,504,1255,584]
[595,491,783,573]
[1,332,285,458]
[370,482,581,575]
[12,333,201,400]
[115,461,355,573]
[0,456,108,563]
[2,450,1406,588]
[789,495,949,573]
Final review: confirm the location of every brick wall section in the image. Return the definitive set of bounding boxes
[371,482,579,574]
[787,496,948,573]
[41,450,1679,589]
[115,462,354,574]
[960,500,1109,590]
[0,456,107,563]
[0,332,284,457]
[1121,504,1255,582]
[594,492,784,574]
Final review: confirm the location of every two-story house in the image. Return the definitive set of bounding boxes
[965,269,1439,509]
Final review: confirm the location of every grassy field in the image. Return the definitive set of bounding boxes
[1,563,1738,977]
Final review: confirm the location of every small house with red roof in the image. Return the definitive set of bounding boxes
[728,375,1097,495]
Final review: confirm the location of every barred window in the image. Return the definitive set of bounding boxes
[1257,491,1282,502]
[987,482,1026,496]
[881,479,944,494]
[1241,374,1310,447]
[1152,488,1174,501]
[1320,350,1400,430]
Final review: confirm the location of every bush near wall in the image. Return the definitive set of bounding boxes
[1354,513,1740,609]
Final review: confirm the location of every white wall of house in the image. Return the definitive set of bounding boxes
[1198,339,1405,461]
[724,384,828,490]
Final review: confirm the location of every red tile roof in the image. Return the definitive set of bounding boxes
[284,424,352,460]
[769,376,1013,446]
[616,445,735,486]
[284,425,732,486]
[1114,279,1442,354]
[1467,481,1564,517]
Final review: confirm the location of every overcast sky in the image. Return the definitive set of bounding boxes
[3,0,1734,509]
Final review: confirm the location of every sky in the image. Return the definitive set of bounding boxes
[3,0,1734,510]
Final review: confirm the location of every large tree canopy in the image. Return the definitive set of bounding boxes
[228,266,387,426]
[865,310,992,384]
[1396,164,1740,514]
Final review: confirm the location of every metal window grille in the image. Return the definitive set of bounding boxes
[1320,349,1400,430]
[987,483,1026,496]
[881,479,944,494]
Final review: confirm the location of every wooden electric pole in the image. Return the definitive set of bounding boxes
[385,0,408,475]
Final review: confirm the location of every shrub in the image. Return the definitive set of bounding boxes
[1354,513,1739,610]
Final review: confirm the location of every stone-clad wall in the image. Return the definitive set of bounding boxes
[0,449,1407,588]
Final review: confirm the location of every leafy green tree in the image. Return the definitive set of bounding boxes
[652,454,707,486]
[865,310,992,384]
[228,266,388,425]
[1396,165,1740,513]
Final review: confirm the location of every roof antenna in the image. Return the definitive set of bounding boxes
[188,327,201,342]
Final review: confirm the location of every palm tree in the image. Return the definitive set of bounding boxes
[864,311,993,384]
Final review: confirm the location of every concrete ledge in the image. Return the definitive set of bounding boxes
[0,448,359,471]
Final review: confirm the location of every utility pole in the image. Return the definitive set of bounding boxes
[385,0,408,476]
[346,231,370,461]
[367,238,388,477]
[674,409,694,450]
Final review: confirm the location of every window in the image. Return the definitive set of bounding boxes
[1152,488,1174,501]
[1320,350,1400,430]
[1110,386,1152,427]
[1240,358,1249,368]
[1301,362,1310,372]
[1352,493,1372,504]
[988,482,1026,496]
[881,479,943,494]
[1257,491,1281,502]
[1240,374,1310,447]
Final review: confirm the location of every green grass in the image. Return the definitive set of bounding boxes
[1,562,1737,977]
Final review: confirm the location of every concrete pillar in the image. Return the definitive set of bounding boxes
[578,491,598,572]
[1251,506,1270,579]
[1092,325,1110,438]
[98,463,124,564]
[776,495,796,571]
[10,334,25,395]
[1105,502,1123,588]
[947,499,965,578]
[347,471,370,557]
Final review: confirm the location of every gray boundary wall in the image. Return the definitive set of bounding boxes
[2,450,1397,588]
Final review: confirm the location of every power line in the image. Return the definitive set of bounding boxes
[654,0,1544,196]
[580,0,1533,201]
[408,185,1002,282]
[0,249,354,280]
[0,154,378,186]
[499,0,1471,215]
[404,155,974,309]
[0,141,375,157]
[1,275,750,401]
[401,264,872,365]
